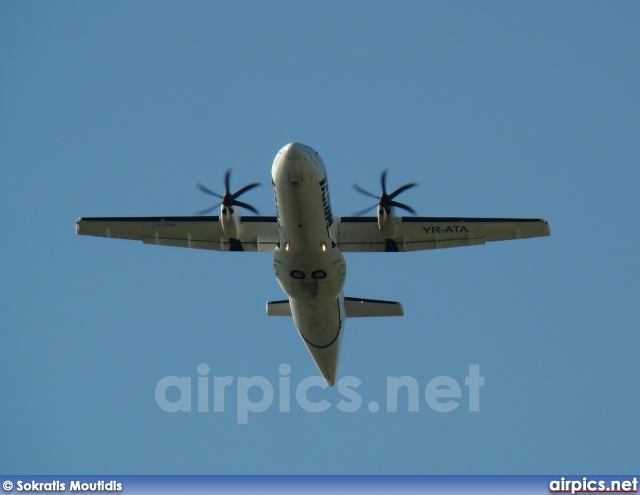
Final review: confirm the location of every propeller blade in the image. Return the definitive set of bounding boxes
[232,199,260,215]
[196,182,223,199]
[354,169,418,215]
[389,200,416,215]
[195,203,222,216]
[352,203,378,216]
[388,182,418,200]
[224,169,232,195]
[353,184,380,200]
[380,169,388,195]
[233,182,262,199]
[197,168,262,215]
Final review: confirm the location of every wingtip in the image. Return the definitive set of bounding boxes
[541,219,551,236]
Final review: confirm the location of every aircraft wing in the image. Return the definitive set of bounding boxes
[336,216,550,252]
[75,216,279,252]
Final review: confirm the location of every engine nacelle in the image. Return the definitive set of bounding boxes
[377,204,397,238]
[220,205,240,240]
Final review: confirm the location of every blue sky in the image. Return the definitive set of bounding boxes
[1,1,639,474]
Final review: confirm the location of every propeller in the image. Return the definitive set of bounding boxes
[195,169,262,215]
[352,169,418,216]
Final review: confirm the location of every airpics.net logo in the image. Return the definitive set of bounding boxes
[155,364,485,424]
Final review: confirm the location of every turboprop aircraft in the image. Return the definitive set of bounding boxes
[76,142,550,385]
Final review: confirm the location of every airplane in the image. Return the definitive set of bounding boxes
[76,142,550,385]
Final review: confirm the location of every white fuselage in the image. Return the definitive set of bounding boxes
[271,143,346,385]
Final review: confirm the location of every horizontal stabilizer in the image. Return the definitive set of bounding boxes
[267,297,404,317]
[344,297,404,317]
[266,300,291,316]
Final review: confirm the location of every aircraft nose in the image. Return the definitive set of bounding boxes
[282,142,307,161]
[272,142,324,184]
